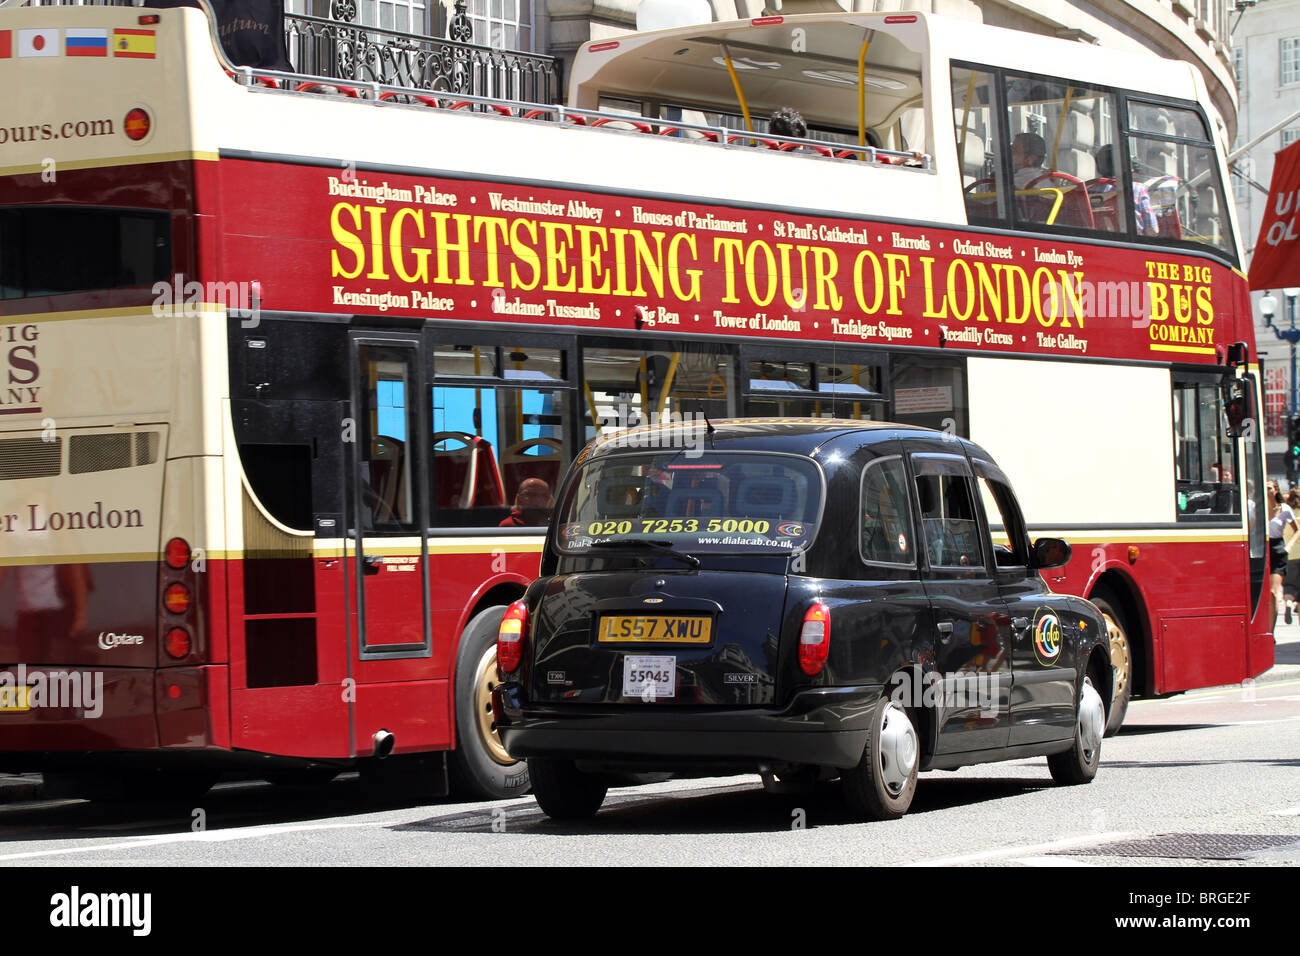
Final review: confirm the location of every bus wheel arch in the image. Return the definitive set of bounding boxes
[449,587,530,800]
[1088,571,1148,737]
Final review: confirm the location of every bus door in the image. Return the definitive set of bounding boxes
[348,337,432,662]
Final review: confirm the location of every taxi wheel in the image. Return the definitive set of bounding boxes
[842,696,918,821]
[528,758,608,820]
[1048,676,1104,785]
[1091,593,1131,737]
[449,606,531,800]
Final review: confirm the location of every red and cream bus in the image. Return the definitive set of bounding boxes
[0,3,1271,799]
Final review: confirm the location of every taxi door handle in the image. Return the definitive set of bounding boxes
[936,621,954,641]
[1012,617,1030,631]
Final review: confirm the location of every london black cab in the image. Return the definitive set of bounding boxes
[492,420,1110,821]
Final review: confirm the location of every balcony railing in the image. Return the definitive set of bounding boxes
[284,13,560,104]
[19,0,562,104]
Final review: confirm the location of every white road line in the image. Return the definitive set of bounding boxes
[906,831,1135,867]
[1007,855,1096,866]
[1268,806,1300,816]
[0,820,392,862]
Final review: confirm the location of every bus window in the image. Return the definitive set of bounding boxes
[582,344,737,441]
[890,357,967,437]
[360,347,418,531]
[1173,377,1238,520]
[0,208,170,298]
[1126,101,1232,256]
[952,65,1007,224]
[431,385,569,526]
[1004,75,1120,232]
[745,358,884,420]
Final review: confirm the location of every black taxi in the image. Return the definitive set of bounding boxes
[492,420,1110,821]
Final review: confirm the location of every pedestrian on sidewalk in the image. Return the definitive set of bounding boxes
[1267,479,1298,632]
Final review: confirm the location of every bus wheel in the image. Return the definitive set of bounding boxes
[1091,592,1131,736]
[449,606,531,800]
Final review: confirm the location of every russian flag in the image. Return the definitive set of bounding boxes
[66,28,108,58]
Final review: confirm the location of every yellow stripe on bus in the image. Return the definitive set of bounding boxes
[0,150,219,178]
[1149,344,1217,355]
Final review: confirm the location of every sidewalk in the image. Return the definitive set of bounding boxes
[3,625,1298,805]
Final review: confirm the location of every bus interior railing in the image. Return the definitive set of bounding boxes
[229,66,933,170]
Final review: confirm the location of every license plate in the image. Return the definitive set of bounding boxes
[598,615,711,644]
[0,686,30,712]
[623,656,676,699]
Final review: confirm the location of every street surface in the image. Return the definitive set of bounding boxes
[1,670,1298,867]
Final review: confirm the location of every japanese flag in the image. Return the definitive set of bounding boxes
[18,28,59,58]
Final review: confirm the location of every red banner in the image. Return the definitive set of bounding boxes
[217,158,1249,365]
[1250,140,1300,290]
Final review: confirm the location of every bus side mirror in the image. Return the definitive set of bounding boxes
[1221,376,1254,440]
[1032,537,1071,569]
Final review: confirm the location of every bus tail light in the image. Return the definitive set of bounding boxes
[799,603,830,676]
[163,583,192,614]
[497,601,528,674]
[165,627,191,659]
[165,537,191,570]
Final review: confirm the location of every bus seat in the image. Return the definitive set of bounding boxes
[432,431,503,509]
[664,488,723,519]
[735,475,798,520]
[501,437,563,502]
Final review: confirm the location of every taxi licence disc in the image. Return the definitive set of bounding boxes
[598,615,711,644]
[623,656,676,699]
[0,686,30,712]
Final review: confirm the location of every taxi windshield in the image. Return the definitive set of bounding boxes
[556,451,823,554]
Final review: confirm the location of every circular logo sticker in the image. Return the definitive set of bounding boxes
[1033,608,1063,666]
[897,533,907,553]
[777,522,804,537]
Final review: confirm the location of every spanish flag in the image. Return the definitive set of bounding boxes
[112,28,155,59]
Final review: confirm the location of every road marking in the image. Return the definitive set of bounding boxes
[905,831,1135,866]
[0,819,393,862]
[1268,806,1300,816]
[1007,855,1095,866]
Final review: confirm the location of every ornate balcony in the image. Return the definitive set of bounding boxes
[285,2,561,104]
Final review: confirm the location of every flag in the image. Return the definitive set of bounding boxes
[18,28,59,58]
[142,0,294,70]
[1249,140,1300,290]
[112,29,156,59]
[0,31,11,59]
[66,28,108,58]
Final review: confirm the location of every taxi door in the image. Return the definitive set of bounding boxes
[905,445,1012,755]
[969,455,1077,745]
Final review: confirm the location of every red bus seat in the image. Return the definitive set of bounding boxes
[501,437,563,502]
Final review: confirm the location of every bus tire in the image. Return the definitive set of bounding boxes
[1090,591,1131,737]
[449,605,531,800]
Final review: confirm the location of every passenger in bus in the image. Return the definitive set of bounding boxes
[768,107,807,140]
[1011,132,1047,189]
[1093,145,1159,235]
[498,477,554,527]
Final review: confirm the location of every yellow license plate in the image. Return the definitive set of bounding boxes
[598,615,712,644]
[0,686,30,712]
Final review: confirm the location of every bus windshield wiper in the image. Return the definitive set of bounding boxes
[589,539,701,568]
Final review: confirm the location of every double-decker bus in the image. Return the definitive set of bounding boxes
[0,3,1271,799]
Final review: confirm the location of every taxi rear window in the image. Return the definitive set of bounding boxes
[556,452,823,554]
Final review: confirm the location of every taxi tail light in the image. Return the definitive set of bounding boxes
[497,600,528,674]
[799,603,830,676]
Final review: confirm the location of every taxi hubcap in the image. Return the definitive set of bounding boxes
[474,647,514,766]
[878,703,918,795]
[1105,612,1130,698]
[1078,679,1105,761]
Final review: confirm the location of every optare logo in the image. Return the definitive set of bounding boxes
[98,632,144,650]
[1032,609,1062,666]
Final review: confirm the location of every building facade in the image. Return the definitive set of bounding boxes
[1231,0,1300,476]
